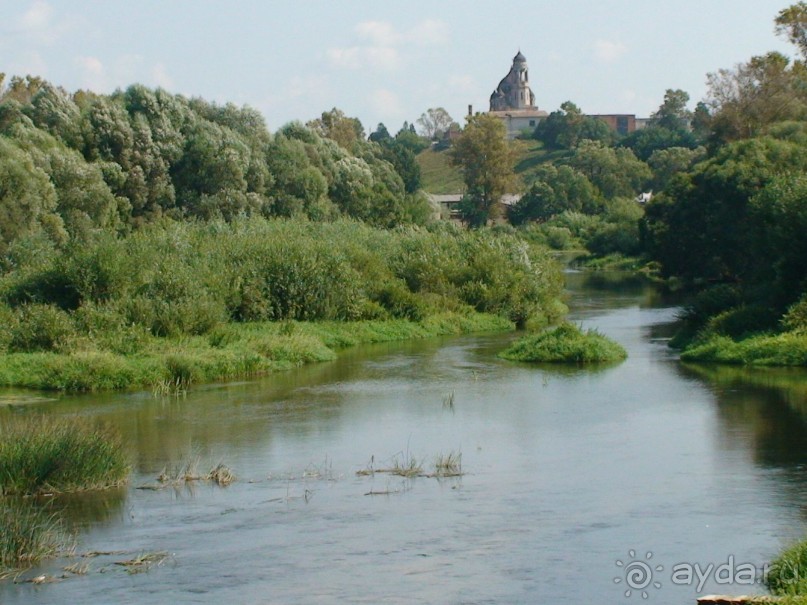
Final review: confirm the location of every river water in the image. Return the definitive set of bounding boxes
[2,271,807,604]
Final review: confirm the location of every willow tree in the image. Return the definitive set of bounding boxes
[449,114,516,227]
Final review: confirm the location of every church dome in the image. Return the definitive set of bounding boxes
[513,50,527,63]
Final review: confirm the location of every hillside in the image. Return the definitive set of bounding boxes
[417,139,562,194]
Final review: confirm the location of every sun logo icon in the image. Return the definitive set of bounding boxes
[614,550,663,599]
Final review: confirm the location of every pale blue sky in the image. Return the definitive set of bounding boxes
[0,1,796,133]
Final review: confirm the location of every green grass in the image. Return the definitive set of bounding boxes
[417,140,561,194]
[416,148,464,194]
[0,499,72,577]
[498,322,627,364]
[0,416,129,494]
[681,331,807,366]
[765,538,807,597]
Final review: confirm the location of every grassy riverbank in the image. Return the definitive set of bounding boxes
[0,217,564,392]
[0,313,513,392]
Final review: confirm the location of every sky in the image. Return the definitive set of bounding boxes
[0,0,797,134]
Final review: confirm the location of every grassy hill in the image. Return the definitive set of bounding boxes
[417,139,567,194]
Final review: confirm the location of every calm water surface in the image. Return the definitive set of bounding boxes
[2,271,807,604]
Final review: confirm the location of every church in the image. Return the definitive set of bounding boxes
[488,51,548,139]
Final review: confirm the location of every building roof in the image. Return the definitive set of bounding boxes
[513,50,527,63]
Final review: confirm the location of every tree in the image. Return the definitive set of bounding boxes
[534,101,614,149]
[775,2,807,59]
[510,165,601,224]
[416,107,453,140]
[650,89,692,131]
[706,52,807,144]
[307,108,365,149]
[368,123,390,143]
[567,140,651,199]
[449,114,516,227]
[647,146,706,191]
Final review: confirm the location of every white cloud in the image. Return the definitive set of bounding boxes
[20,1,52,31]
[355,21,401,46]
[152,63,174,89]
[447,75,475,94]
[593,39,628,63]
[75,55,106,90]
[328,19,448,71]
[8,51,48,78]
[327,46,399,71]
[407,19,449,47]
[16,1,72,45]
[370,88,404,119]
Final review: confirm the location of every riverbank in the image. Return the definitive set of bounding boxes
[0,312,513,392]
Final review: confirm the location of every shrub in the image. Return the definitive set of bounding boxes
[9,304,75,352]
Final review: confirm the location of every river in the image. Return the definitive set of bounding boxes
[2,270,807,604]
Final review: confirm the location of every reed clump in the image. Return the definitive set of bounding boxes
[0,499,73,577]
[0,416,129,495]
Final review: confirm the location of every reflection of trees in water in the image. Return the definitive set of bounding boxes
[564,271,677,311]
[680,363,807,521]
[680,363,807,468]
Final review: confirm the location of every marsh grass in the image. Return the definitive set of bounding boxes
[498,322,627,364]
[0,416,129,495]
[153,458,236,488]
[442,390,455,411]
[356,452,424,478]
[432,451,463,478]
[0,499,74,577]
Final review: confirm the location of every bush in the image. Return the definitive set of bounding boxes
[9,304,75,352]
[783,296,807,333]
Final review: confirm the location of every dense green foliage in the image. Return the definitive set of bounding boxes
[450,114,517,226]
[0,416,128,494]
[635,5,807,365]
[0,81,433,259]
[0,218,563,390]
[498,322,627,364]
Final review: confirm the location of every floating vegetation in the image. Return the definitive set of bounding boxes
[442,390,455,411]
[114,551,170,574]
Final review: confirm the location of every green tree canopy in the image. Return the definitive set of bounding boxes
[449,114,516,227]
